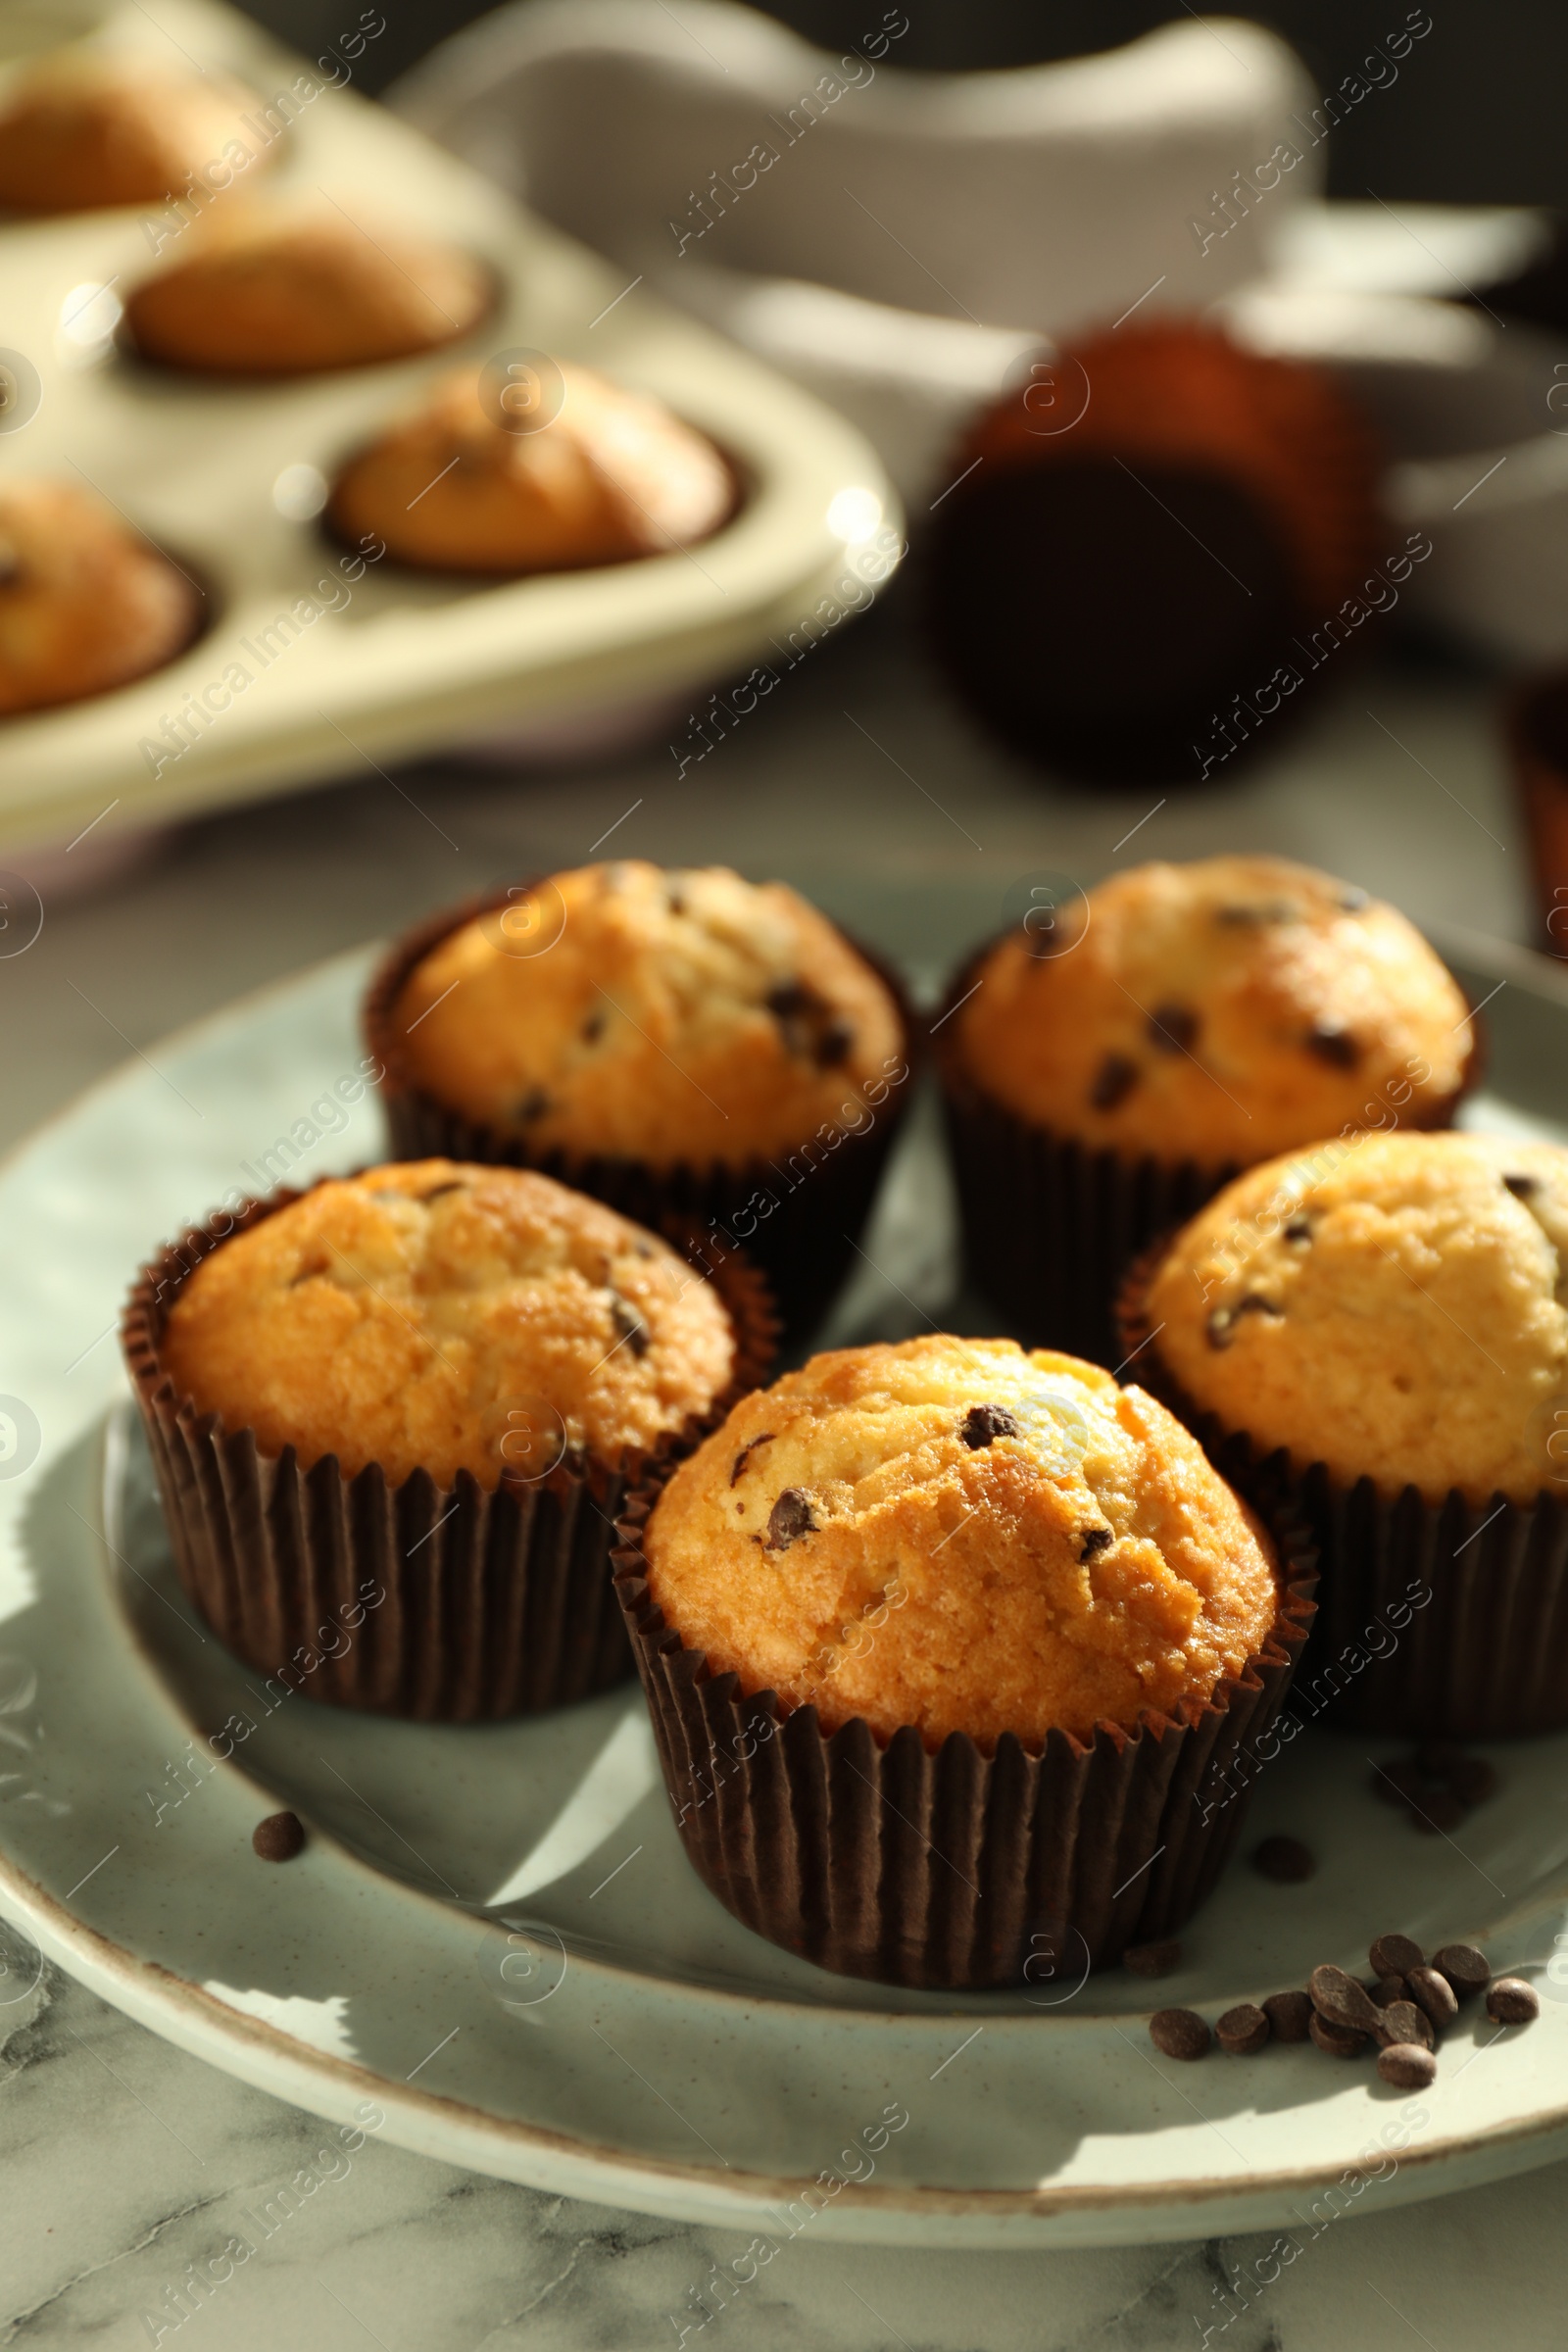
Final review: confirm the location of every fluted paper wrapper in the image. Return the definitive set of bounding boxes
[1115,1243,1568,1737]
[121,1187,776,1721]
[612,1469,1316,1988]
[363,889,921,1339]
[936,940,1480,1369]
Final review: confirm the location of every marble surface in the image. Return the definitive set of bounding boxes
[2,596,1563,2344]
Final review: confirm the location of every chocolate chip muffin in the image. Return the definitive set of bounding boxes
[366,864,916,1334]
[1120,1133,1568,1735]
[0,55,267,214]
[124,1161,775,1719]
[326,364,733,573]
[938,854,1473,1362]
[0,479,200,716]
[616,1334,1313,1984]
[123,207,493,376]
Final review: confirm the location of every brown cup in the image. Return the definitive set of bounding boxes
[1508,667,1568,961]
[362,885,922,1339]
[1115,1241,1568,1737]
[121,1180,777,1721]
[612,1465,1317,1989]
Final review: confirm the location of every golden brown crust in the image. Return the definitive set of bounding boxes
[391,861,907,1171]
[952,856,1469,1167]
[643,1334,1280,1749]
[1145,1132,1568,1505]
[123,207,492,375]
[0,480,199,716]
[0,57,268,214]
[160,1161,738,1488]
[326,364,733,573]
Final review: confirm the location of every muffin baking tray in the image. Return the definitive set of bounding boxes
[0,0,900,857]
[1,888,1567,2247]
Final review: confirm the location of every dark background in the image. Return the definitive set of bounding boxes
[243,0,1564,207]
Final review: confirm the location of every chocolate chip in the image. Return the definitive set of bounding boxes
[729,1432,776,1486]
[1216,2002,1270,2055]
[1150,2007,1209,2061]
[1370,1975,1408,2009]
[1090,1052,1139,1109]
[1409,1790,1464,1833]
[815,1017,855,1069]
[1253,1834,1315,1883]
[1309,2011,1367,2058]
[766,978,809,1017]
[1206,1294,1283,1348]
[582,1008,606,1043]
[609,1293,649,1355]
[1340,887,1370,911]
[1147,1003,1199,1054]
[1370,1933,1424,1980]
[1503,1172,1538,1198]
[1487,1976,1539,2025]
[1079,1526,1114,1562]
[1262,1989,1313,2042]
[1304,1017,1360,1068]
[1447,1755,1497,1808]
[765,1489,816,1550]
[1431,1943,1490,2002]
[1124,1938,1182,1978]
[253,1811,305,1862]
[1216,900,1299,926]
[515,1085,552,1121]
[420,1181,466,1200]
[1378,2042,1436,2089]
[961,1403,1020,1448]
[1309,1963,1381,2034]
[666,880,687,914]
[1376,1999,1433,2053]
[1283,1217,1312,1244]
[1406,1964,1459,2033]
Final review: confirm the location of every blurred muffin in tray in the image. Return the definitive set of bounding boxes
[0,480,201,717]
[326,363,734,573]
[0,54,268,214]
[123,206,494,376]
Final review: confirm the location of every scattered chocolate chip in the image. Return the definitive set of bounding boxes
[1431,1943,1490,2002]
[961,1403,1020,1448]
[581,1008,606,1043]
[253,1811,305,1862]
[814,1017,855,1069]
[1253,1834,1315,1883]
[608,1293,649,1355]
[1147,1003,1199,1054]
[1409,1790,1464,1834]
[1340,887,1370,912]
[1447,1756,1497,1808]
[1090,1052,1139,1110]
[1309,1963,1381,2034]
[729,1432,776,1486]
[1283,1217,1312,1244]
[1079,1526,1114,1562]
[1304,1017,1360,1068]
[1370,1975,1408,2009]
[666,881,687,914]
[1216,2002,1270,2055]
[1262,1989,1313,2042]
[1487,1976,1540,2025]
[765,978,810,1018]
[1376,2000,1433,2053]
[1378,2042,1436,2089]
[1370,1933,1425,1980]
[419,1181,466,1200]
[1503,1172,1538,1198]
[1150,2007,1209,2061]
[765,1489,816,1550]
[1216,900,1299,926]
[1406,1964,1459,2033]
[515,1085,552,1121]
[1124,1938,1182,1979]
[1206,1294,1284,1349]
[1309,2011,1367,2059]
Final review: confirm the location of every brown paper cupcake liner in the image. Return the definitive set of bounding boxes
[934,938,1481,1370]
[362,887,921,1340]
[1115,1241,1568,1737]
[612,1468,1316,1989]
[120,1182,777,1722]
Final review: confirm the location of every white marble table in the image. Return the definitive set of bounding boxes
[2,603,1562,2346]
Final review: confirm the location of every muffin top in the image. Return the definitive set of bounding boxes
[0,480,199,717]
[159,1161,739,1488]
[326,363,732,573]
[0,56,266,213]
[951,856,1470,1166]
[389,861,906,1170]
[1143,1132,1568,1504]
[641,1334,1280,1750]
[124,208,492,375]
